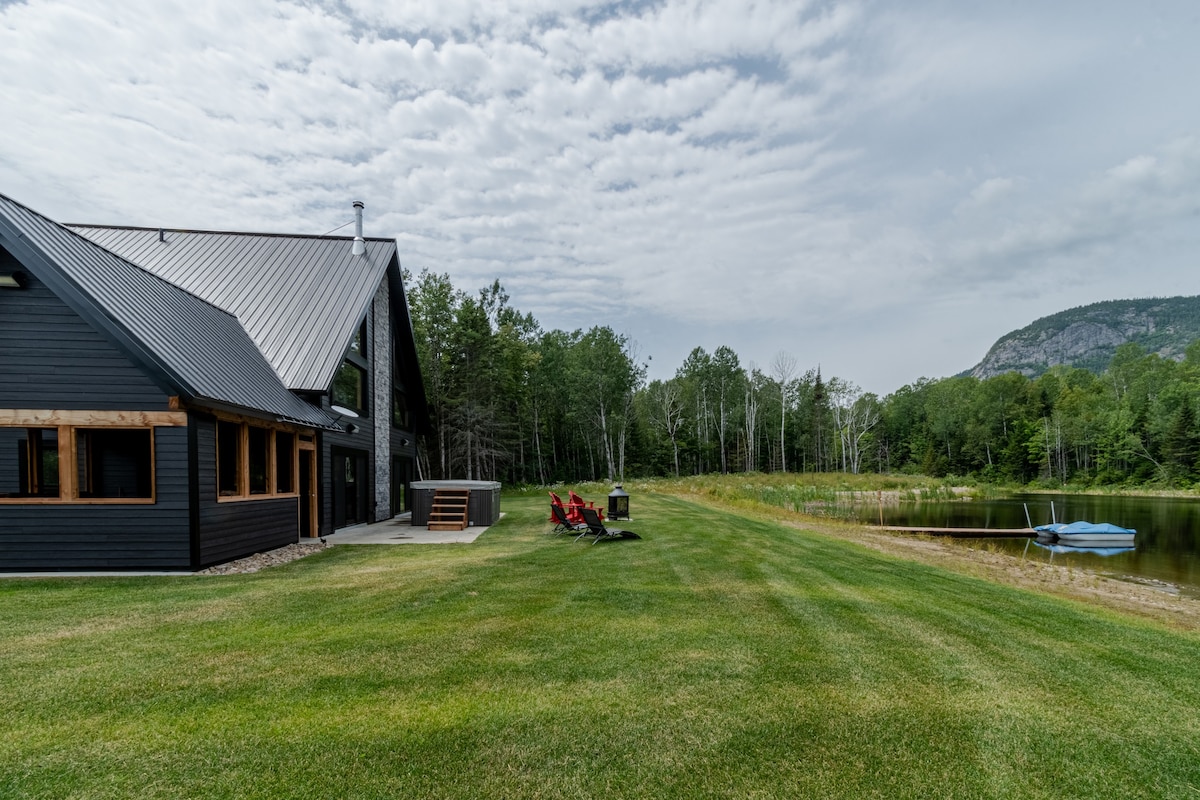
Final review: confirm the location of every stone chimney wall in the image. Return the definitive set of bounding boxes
[372,277,392,520]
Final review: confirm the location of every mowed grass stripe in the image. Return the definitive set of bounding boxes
[2,492,1199,799]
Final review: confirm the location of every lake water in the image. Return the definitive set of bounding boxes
[846,493,1200,599]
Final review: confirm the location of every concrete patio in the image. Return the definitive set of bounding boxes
[321,512,498,545]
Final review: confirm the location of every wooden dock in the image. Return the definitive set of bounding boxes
[875,526,1035,538]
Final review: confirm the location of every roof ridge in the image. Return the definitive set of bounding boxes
[65,223,395,243]
[65,216,399,392]
[0,193,238,323]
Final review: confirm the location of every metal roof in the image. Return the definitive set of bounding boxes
[67,224,395,393]
[0,193,337,429]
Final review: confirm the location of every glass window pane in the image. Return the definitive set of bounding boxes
[392,390,410,429]
[274,431,295,493]
[248,426,269,495]
[332,360,366,414]
[217,421,241,496]
[77,429,152,499]
[0,427,59,498]
[349,322,365,356]
[0,428,21,496]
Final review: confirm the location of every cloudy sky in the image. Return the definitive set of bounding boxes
[2,1,1199,394]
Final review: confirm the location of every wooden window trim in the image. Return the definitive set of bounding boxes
[0,410,186,427]
[214,416,306,504]
[0,422,157,505]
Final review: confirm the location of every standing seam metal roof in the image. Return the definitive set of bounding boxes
[0,193,337,429]
[67,225,396,393]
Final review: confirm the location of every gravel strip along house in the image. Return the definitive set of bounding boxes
[0,193,427,571]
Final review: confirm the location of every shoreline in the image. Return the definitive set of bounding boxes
[662,487,1200,633]
[790,515,1200,632]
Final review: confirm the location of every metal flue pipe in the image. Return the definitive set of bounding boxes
[352,201,366,256]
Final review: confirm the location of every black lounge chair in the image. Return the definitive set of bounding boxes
[551,503,587,536]
[577,507,641,545]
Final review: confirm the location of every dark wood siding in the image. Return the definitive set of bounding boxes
[322,390,377,533]
[0,426,191,570]
[193,415,298,567]
[0,264,169,409]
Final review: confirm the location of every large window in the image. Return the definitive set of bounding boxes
[76,429,153,499]
[1,422,155,503]
[392,390,410,430]
[391,331,411,430]
[215,418,300,502]
[331,320,369,415]
[331,361,366,414]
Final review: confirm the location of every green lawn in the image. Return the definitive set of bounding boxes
[3,493,1199,799]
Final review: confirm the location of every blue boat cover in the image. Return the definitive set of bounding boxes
[1034,521,1136,535]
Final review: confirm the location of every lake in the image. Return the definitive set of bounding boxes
[846,492,1200,598]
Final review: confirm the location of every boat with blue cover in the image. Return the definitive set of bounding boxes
[1033,521,1136,545]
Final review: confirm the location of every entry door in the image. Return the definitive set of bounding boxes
[332,450,368,528]
[391,456,412,516]
[299,448,317,537]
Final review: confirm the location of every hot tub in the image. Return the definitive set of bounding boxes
[409,480,502,527]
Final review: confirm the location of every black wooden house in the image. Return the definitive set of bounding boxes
[0,193,427,570]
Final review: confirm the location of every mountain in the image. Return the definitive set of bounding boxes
[969,296,1200,379]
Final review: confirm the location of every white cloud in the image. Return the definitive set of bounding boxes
[2,0,1200,393]
[964,177,1017,208]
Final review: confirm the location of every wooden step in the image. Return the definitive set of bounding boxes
[427,489,470,531]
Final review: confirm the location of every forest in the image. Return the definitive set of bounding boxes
[407,270,1200,488]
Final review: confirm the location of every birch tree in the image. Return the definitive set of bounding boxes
[645,379,685,476]
[711,346,743,473]
[828,378,881,474]
[743,364,760,472]
[678,348,714,474]
[570,327,639,481]
[771,351,797,472]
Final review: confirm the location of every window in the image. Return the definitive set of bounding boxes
[1,422,157,504]
[217,420,242,497]
[392,389,410,430]
[391,331,411,430]
[0,427,59,498]
[331,361,366,414]
[348,322,365,357]
[248,426,270,495]
[332,319,369,415]
[76,429,152,499]
[274,432,295,493]
[215,418,300,502]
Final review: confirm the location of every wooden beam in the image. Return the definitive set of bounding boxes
[58,426,77,501]
[238,423,249,497]
[211,409,315,435]
[0,409,188,427]
[267,429,277,495]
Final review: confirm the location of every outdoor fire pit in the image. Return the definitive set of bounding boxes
[607,484,630,520]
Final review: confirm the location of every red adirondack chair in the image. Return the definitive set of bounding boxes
[567,490,604,522]
[548,491,566,522]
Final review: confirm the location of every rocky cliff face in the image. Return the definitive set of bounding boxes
[970,296,1200,379]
